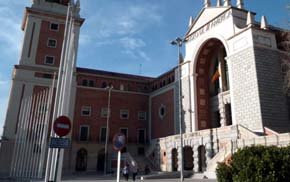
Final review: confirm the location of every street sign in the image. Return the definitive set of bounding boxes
[113,133,126,151]
[49,137,71,148]
[53,116,71,137]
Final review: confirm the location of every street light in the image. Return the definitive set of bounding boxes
[104,84,113,175]
[171,37,185,182]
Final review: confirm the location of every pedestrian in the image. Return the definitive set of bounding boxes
[145,165,150,175]
[130,161,138,182]
[122,163,129,181]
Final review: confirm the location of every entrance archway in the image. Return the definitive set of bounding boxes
[195,38,231,130]
[171,148,178,171]
[76,148,87,171]
[198,145,206,172]
[183,146,193,170]
[97,148,105,171]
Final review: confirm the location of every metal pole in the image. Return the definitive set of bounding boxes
[104,86,113,175]
[171,37,184,182]
[177,42,184,182]
[116,150,121,182]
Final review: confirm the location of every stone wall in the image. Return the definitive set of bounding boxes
[228,47,263,131]
[254,47,289,128]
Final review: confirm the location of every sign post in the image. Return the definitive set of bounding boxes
[51,116,71,182]
[112,133,126,182]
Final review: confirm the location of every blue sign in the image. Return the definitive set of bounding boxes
[113,133,126,151]
[49,137,71,149]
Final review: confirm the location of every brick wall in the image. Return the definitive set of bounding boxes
[35,20,65,67]
[73,87,149,143]
[150,89,175,139]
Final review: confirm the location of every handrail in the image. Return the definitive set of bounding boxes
[237,124,259,139]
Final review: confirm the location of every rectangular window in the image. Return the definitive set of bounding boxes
[138,111,147,120]
[43,74,53,79]
[50,23,59,31]
[81,79,94,87]
[120,109,129,119]
[47,39,57,48]
[44,56,55,65]
[101,107,109,118]
[89,80,95,87]
[120,128,128,139]
[82,79,88,86]
[100,127,107,143]
[138,129,146,144]
[79,125,89,141]
[81,106,91,116]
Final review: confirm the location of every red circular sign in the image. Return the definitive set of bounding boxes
[112,133,126,151]
[53,116,71,137]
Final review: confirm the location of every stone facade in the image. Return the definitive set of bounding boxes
[1,0,290,179]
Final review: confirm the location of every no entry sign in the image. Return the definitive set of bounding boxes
[53,116,71,137]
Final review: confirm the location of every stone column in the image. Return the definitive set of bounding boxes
[193,145,199,173]
[218,93,227,126]
[212,139,219,155]
[177,146,182,171]
[166,147,172,172]
[205,142,213,169]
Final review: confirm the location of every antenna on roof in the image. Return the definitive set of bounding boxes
[139,63,142,75]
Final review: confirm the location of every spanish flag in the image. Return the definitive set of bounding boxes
[211,69,220,83]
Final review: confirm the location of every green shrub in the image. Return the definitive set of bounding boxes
[216,162,232,182]
[216,146,290,182]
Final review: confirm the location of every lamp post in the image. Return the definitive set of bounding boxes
[171,37,185,182]
[104,84,113,175]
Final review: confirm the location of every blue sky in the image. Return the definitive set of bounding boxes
[0,0,289,136]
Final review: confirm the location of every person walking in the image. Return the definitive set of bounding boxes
[130,161,138,182]
[122,163,129,181]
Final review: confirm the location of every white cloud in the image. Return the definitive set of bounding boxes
[81,2,162,42]
[119,37,146,50]
[119,37,150,62]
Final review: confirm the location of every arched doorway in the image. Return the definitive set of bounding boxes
[183,146,193,170]
[195,38,232,130]
[76,148,87,171]
[198,145,206,172]
[171,148,178,171]
[97,148,105,171]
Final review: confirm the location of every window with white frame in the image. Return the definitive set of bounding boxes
[138,111,147,120]
[44,55,55,65]
[47,38,57,48]
[79,125,89,141]
[50,23,59,31]
[101,107,109,118]
[81,106,91,116]
[120,109,129,119]
[100,127,107,143]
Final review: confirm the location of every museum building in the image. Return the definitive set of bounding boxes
[0,0,290,179]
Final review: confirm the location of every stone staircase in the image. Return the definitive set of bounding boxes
[205,129,290,178]
[144,124,290,179]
